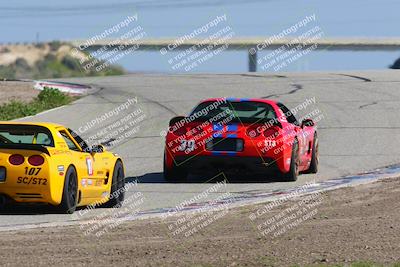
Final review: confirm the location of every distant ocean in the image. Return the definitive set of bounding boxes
[1,0,400,72]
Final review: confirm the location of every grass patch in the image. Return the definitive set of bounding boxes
[0,42,125,80]
[0,87,75,120]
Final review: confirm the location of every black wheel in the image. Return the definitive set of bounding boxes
[58,166,78,214]
[282,139,299,182]
[163,153,187,183]
[306,133,319,174]
[103,160,125,208]
[0,195,9,212]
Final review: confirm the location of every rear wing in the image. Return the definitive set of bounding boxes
[0,144,50,155]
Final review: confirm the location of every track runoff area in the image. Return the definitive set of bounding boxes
[2,70,400,231]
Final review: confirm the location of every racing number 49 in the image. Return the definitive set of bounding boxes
[25,167,41,175]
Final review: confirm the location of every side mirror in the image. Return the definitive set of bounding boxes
[91,144,105,153]
[301,118,314,128]
[169,116,185,127]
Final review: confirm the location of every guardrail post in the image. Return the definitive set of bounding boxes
[248,48,257,72]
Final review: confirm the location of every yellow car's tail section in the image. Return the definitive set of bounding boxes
[0,145,60,205]
[0,122,125,213]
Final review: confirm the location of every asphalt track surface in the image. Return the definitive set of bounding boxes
[2,70,400,228]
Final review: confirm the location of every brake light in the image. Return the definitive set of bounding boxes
[9,154,24,165]
[263,127,281,139]
[28,155,44,166]
[246,126,260,138]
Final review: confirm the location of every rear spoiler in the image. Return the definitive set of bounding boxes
[0,144,50,155]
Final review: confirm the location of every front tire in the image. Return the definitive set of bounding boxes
[282,139,299,182]
[103,160,125,208]
[58,166,78,214]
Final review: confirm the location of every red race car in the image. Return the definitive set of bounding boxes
[164,98,319,182]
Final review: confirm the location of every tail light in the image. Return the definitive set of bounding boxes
[246,126,260,138]
[9,154,24,165]
[263,126,281,139]
[28,155,44,166]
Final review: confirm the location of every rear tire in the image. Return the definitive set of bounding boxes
[282,139,299,182]
[0,195,10,212]
[306,133,319,174]
[58,166,78,214]
[163,153,187,183]
[103,160,125,208]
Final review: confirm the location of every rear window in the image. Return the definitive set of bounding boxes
[0,125,54,146]
[190,100,277,123]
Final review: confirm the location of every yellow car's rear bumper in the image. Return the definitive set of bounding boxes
[0,182,57,205]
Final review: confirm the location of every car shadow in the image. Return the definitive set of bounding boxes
[0,204,58,215]
[126,172,283,184]
[0,173,282,215]
[0,202,86,215]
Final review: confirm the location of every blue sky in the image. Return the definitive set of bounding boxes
[1,0,400,72]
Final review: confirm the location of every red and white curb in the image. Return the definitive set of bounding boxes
[34,80,92,95]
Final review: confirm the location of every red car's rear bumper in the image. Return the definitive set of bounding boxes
[165,139,292,174]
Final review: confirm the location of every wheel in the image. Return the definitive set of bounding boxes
[58,166,78,214]
[0,195,9,212]
[282,139,299,182]
[163,153,187,183]
[103,160,125,208]
[306,133,319,174]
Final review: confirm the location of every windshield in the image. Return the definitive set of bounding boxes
[190,100,277,123]
[0,125,54,146]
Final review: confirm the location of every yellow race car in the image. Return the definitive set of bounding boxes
[0,122,125,213]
